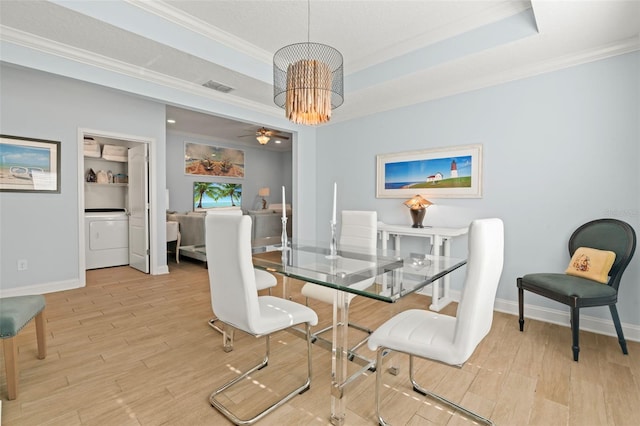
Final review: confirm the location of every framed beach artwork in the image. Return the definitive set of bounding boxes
[184,142,244,178]
[193,182,242,210]
[0,135,61,193]
[376,144,482,198]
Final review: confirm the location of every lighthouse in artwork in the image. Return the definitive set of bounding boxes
[450,159,458,178]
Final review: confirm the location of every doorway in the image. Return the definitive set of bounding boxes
[78,129,154,282]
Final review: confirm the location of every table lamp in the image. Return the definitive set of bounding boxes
[404,195,432,228]
[258,187,270,209]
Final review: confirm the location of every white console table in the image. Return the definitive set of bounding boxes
[377,222,468,311]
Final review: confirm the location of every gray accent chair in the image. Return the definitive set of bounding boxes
[517,218,636,361]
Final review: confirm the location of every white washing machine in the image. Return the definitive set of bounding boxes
[85,209,129,269]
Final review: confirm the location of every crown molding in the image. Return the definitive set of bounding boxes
[2,25,637,126]
[0,25,280,118]
[446,36,640,102]
[331,35,640,124]
[524,35,640,77]
[125,0,272,64]
[348,1,534,73]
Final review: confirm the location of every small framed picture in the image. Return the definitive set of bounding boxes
[0,135,61,193]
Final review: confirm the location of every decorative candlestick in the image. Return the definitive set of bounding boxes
[281,185,286,221]
[327,220,338,259]
[280,185,289,264]
[332,182,337,224]
[327,182,338,259]
[281,215,289,264]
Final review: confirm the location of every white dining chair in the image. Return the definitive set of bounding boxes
[367,218,504,425]
[204,208,277,339]
[300,210,377,354]
[205,214,318,425]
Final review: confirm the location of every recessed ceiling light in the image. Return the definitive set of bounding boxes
[275,140,282,144]
[167,119,176,124]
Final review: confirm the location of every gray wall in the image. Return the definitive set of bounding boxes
[165,131,292,213]
[314,52,640,332]
[0,64,167,293]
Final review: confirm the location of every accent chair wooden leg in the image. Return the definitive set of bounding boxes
[571,306,580,361]
[517,280,525,332]
[609,304,628,355]
[35,309,47,360]
[3,337,18,400]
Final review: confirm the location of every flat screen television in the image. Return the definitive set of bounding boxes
[193,182,242,210]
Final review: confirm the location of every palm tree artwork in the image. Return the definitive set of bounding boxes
[193,182,242,209]
[219,183,241,206]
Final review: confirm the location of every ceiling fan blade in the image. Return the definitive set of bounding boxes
[238,127,290,140]
[265,131,290,139]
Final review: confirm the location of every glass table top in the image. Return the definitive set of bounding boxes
[252,240,466,303]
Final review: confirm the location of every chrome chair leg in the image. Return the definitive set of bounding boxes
[210,323,313,425]
[408,355,493,425]
[208,316,224,333]
[375,348,493,426]
[222,325,234,353]
[375,349,388,426]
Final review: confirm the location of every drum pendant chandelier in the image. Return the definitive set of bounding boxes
[273,2,343,125]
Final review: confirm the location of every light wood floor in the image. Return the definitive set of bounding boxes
[2,259,639,425]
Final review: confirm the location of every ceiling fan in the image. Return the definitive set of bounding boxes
[239,127,290,145]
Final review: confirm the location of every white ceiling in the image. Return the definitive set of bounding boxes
[1,1,638,151]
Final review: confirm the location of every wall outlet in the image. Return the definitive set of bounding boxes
[17,259,28,271]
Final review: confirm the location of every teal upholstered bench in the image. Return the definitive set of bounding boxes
[0,295,47,400]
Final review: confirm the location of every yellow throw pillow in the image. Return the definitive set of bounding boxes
[565,247,616,284]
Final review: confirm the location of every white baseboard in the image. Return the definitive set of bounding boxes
[494,297,640,343]
[0,278,84,297]
[420,287,640,343]
[1,266,172,298]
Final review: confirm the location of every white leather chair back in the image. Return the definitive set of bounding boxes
[205,214,260,333]
[205,208,276,293]
[339,211,377,254]
[452,218,504,361]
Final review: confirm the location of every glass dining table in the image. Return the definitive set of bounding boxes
[251,238,467,426]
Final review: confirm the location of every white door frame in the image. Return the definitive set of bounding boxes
[77,128,158,286]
